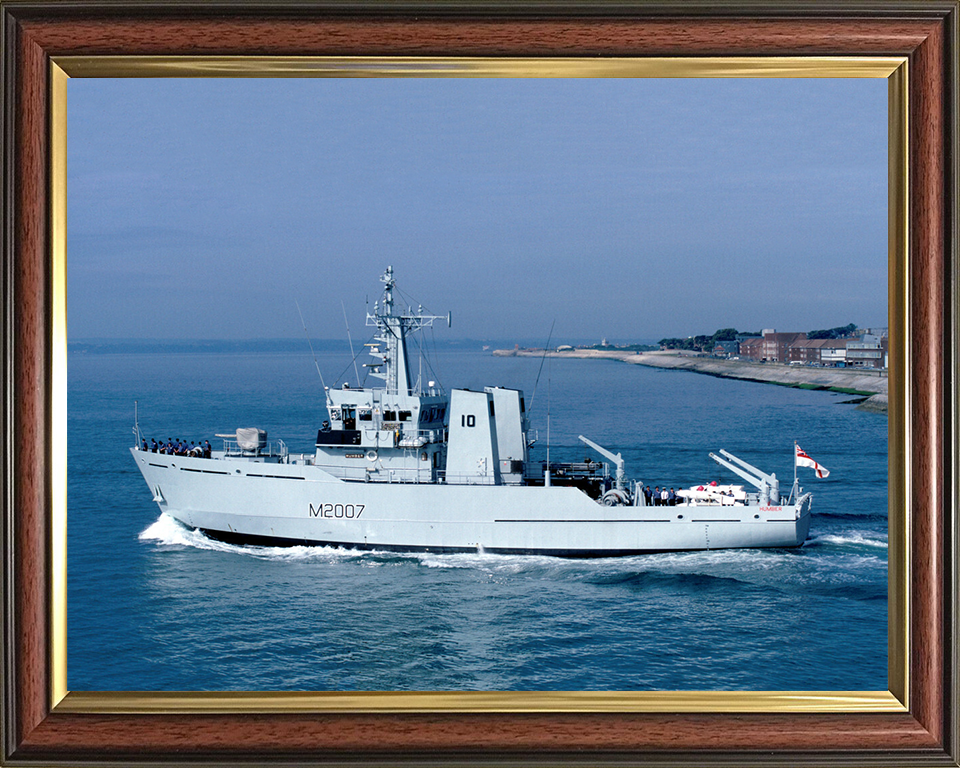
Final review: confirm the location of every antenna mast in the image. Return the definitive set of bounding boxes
[366,266,447,396]
[296,299,329,399]
[528,319,556,414]
[341,300,361,387]
[545,377,551,487]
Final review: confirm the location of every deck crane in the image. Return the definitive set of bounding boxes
[708,449,781,506]
[577,434,637,505]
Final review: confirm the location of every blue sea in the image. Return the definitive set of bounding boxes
[67,346,888,691]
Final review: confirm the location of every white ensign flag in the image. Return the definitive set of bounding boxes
[795,444,830,478]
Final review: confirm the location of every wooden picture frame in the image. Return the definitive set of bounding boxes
[2,2,957,765]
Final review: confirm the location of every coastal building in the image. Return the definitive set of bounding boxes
[820,344,847,367]
[780,334,886,369]
[655,325,886,369]
[846,334,887,369]
[712,340,740,358]
[786,338,848,365]
[762,331,807,363]
[739,337,764,361]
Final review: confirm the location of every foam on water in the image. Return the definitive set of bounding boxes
[806,532,888,550]
[141,517,805,579]
[141,514,572,572]
[417,551,570,573]
[140,513,366,563]
[139,513,213,549]
[139,513,880,585]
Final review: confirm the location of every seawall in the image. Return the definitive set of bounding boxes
[492,348,888,413]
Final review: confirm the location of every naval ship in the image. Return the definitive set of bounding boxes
[131,266,813,557]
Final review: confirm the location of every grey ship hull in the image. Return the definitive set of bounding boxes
[132,449,813,557]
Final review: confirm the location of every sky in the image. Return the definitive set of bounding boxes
[67,76,888,343]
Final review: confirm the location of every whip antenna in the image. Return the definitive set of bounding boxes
[527,319,556,414]
[341,300,361,387]
[296,299,328,395]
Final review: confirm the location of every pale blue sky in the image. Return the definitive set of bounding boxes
[68,77,887,342]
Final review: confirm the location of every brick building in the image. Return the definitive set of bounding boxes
[762,331,807,362]
[739,337,763,360]
[786,338,848,365]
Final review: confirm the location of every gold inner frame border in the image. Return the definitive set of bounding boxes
[49,55,909,715]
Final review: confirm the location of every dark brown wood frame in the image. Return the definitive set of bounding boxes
[2,3,957,765]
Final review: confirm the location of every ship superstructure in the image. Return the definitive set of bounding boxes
[314,266,452,484]
[131,267,814,557]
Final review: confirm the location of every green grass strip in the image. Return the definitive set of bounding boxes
[827,386,874,396]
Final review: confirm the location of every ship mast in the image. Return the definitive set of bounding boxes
[365,266,448,396]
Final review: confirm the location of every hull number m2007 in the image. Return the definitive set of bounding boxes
[309,503,364,519]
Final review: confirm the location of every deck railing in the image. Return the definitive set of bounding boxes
[221,437,288,459]
[436,471,497,485]
[313,463,433,483]
[358,427,444,446]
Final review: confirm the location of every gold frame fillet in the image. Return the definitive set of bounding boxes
[49,55,909,715]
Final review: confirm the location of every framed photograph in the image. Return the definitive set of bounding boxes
[2,2,957,765]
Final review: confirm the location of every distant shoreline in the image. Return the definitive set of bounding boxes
[492,348,888,413]
[67,338,565,355]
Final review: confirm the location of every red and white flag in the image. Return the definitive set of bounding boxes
[795,444,830,478]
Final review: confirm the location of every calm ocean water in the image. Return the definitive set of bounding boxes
[67,347,888,691]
